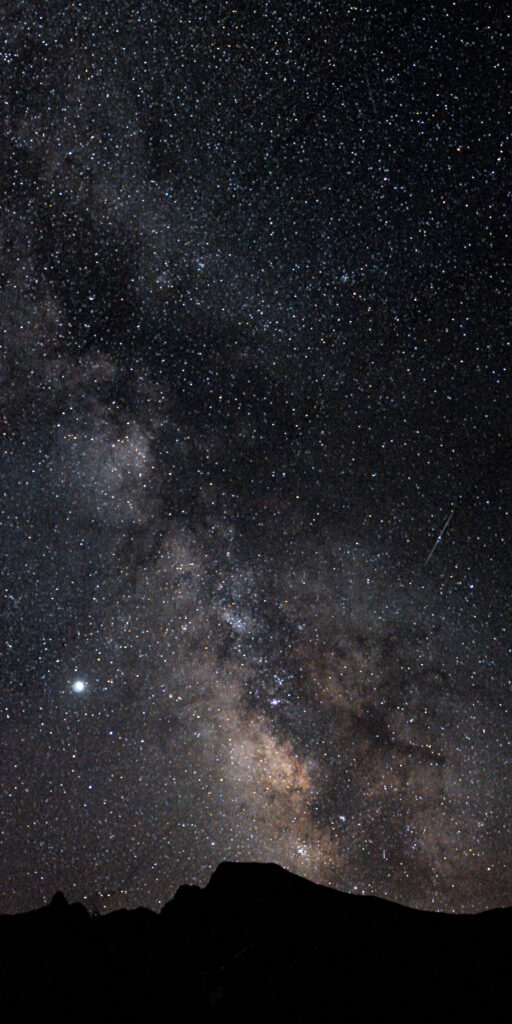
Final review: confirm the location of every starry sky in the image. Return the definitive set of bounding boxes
[1,1,510,915]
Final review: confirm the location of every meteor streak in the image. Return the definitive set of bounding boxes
[424,509,455,566]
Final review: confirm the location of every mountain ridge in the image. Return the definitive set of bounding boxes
[1,861,509,1021]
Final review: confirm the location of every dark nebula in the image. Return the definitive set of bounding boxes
[1,1,510,914]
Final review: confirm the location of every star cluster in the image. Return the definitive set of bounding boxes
[1,1,510,914]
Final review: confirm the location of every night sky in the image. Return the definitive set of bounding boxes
[1,1,510,915]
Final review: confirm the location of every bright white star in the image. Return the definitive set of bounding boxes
[71,679,86,693]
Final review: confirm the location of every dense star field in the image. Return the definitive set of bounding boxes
[1,1,510,914]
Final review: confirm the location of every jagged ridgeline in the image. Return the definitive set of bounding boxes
[1,862,511,1022]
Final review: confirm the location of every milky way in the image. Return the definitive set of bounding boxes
[1,1,510,914]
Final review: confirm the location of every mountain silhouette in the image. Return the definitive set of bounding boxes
[1,861,509,1021]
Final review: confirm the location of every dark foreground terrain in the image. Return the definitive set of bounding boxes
[1,862,510,1022]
